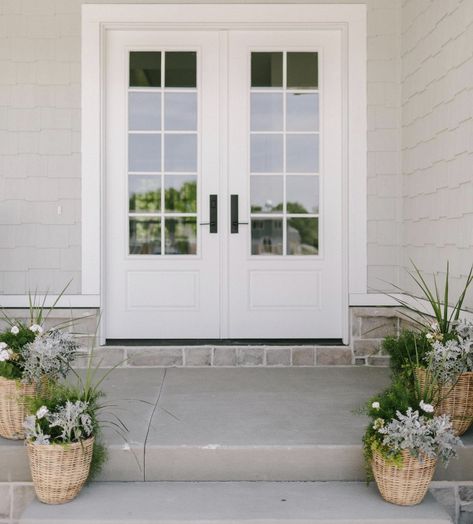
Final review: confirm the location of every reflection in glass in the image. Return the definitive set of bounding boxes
[164,217,197,255]
[251,52,283,88]
[128,134,161,172]
[165,52,197,88]
[251,219,283,255]
[164,93,197,131]
[164,175,197,213]
[286,134,319,173]
[287,217,318,255]
[250,134,283,173]
[251,93,283,131]
[129,176,161,212]
[129,52,161,87]
[129,92,161,131]
[250,175,283,213]
[129,217,161,255]
[164,134,197,172]
[287,52,318,89]
[286,93,319,132]
[286,176,319,214]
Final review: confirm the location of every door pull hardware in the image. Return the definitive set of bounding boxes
[230,194,248,233]
[200,194,218,233]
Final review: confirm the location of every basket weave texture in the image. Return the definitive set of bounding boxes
[0,377,36,440]
[417,367,473,436]
[27,437,94,504]
[372,449,436,506]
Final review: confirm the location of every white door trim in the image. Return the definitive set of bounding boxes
[81,3,367,343]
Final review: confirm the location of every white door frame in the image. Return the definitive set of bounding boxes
[81,4,367,344]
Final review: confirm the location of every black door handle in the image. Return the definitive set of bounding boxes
[200,195,217,233]
[209,194,217,233]
[231,194,239,233]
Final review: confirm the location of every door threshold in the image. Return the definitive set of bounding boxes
[106,339,345,346]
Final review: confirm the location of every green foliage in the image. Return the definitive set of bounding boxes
[88,438,108,482]
[0,323,35,351]
[392,261,473,336]
[0,361,22,380]
[382,330,431,378]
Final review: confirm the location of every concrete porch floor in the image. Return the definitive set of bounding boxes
[2,367,473,483]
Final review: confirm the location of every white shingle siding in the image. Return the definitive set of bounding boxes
[401,0,473,309]
[4,0,468,309]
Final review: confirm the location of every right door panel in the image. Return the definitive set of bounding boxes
[228,31,343,339]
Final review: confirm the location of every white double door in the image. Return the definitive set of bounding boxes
[105,29,343,340]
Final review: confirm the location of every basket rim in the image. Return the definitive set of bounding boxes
[26,436,95,450]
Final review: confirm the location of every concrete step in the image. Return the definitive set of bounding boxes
[19,481,452,524]
[2,368,473,483]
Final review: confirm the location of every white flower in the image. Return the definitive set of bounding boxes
[426,333,433,340]
[0,342,7,350]
[373,418,384,430]
[10,326,19,335]
[0,349,10,362]
[371,401,380,410]
[36,406,49,419]
[29,324,43,335]
[420,400,434,413]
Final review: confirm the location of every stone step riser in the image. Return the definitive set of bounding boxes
[4,444,472,483]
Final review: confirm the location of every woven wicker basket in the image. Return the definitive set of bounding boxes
[27,437,94,504]
[417,368,473,436]
[0,377,36,440]
[372,449,436,506]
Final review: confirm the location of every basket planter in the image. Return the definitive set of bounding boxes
[372,449,436,506]
[0,377,36,440]
[27,437,94,504]
[417,368,473,436]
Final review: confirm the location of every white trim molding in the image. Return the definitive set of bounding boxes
[81,4,368,331]
[0,295,101,309]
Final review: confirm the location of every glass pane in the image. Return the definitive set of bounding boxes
[129,92,161,131]
[251,218,283,255]
[128,134,161,172]
[287,217,318,255]
[286,176,319,214]
[165,52,196,88]
[250,175,283,214]
[164,93,197,131]
[287,52,318,89]
[129,175,161,212]
[286,134,319,173]
[129,217,161,255]
[251,52,283,88]
[164,175,197,213]
[286,93,319,132]
[164,217,197,255]
[250,134,283,173]
[250,93,283,131]
[164,134,197,172]
[129,52,161,87]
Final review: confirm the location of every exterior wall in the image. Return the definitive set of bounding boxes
[0,0,402,297]
[401,0,473,310]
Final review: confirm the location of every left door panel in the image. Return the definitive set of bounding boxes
[105,31,221,339]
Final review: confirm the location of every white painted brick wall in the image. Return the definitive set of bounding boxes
[0,0,402,295]
[401,0,473,309]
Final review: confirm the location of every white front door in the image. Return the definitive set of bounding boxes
[105,29,343,340]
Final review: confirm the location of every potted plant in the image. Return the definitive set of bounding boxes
[386,262,473,436]
[363,380,461,506]
[24,383,104,504]
[0,291,82,439]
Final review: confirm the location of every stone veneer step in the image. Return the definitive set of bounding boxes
[19,482,452,524]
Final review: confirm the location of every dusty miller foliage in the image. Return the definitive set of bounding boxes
[20,330,80,385]
[425,320,473,384]
[378,408,461,466]
[25,401,93,445]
